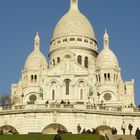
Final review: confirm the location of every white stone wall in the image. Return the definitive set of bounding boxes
[0,109,140,135]
[9,0,136,136]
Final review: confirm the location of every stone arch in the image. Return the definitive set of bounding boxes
[42,123,68,134]
[61,50,75,61]
[24,92,38,104]
[100,90,117,102]
[78,81,85,100]
[49,81,58,101]
[75,79,88,86]
[48,79,60,86]
[0,125,18,134]
[64,79,71,95]
[95,125,112,136]
[84,56,88,68]
[24,92,38,98]
[77,55,82,65]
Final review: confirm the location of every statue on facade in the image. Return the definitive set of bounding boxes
[88,85,93,99]
[39,87,43,100]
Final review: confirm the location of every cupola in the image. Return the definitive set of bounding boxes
[24,32,48,70]
[96,30,119,68]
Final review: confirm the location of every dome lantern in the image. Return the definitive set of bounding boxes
[34,32,40,51]
[96,31,119,68]
[104,29,109,49]
[24,32,48,70]
[70,0,79,11]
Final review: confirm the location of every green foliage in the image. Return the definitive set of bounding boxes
[0,134,104,140]
[0,95,11,106]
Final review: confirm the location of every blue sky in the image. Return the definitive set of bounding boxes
[0,0,140,105]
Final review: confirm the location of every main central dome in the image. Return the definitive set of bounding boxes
[52,0,96,40]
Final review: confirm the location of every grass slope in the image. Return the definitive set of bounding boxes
[0,134,104,140]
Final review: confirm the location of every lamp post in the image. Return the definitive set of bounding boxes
[21,93,24,105]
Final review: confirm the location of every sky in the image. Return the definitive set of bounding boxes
[0,0,140,105]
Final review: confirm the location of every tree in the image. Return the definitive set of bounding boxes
[11,94,20,106]
[137,104,140,110]
[0,95,11,106]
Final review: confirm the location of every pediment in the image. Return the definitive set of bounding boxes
[47,60,88,76]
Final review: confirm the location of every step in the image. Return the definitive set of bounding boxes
[113,135,136,140]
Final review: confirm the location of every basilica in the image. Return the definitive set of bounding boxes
[11,0,134,109]
[0,0,139,135]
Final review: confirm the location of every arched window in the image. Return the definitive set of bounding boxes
[96,75,98,82]
[52,89,55,100]
[77,55,82,65]
[108,73,110,81]
[84,39,88,43]
[31,75,33,83]
[34,75,37,82]
[70,38,75,41]
[65,79,70,95]
[114,74,116,82]
[80,89,83,100]
[53,59,55,66]
[63,38,67,42]
[57,57,60,63]
[98,74,101,82]
[116,75,118,82]
[114,74,118,82]
[77,38,82,41]
[104,73,107,81]
[84,57,88,68]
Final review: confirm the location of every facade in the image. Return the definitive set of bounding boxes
[0,0,139,135]
[11,0,135,109]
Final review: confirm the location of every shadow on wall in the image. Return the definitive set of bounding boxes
[42,123,68,134]
[96,125,112,136]
[0,125,18,135]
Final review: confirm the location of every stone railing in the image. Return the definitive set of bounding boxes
[0,103,137,114]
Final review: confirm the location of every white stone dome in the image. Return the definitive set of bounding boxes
[52,0,96,40]
[24,32,48,70]
[24,50,48,70]
[96,31,119,68]
[96,48,119,68]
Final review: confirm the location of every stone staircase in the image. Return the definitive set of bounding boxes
[104,134,136,140]
[113,135,136,140]
[104,133,114,140]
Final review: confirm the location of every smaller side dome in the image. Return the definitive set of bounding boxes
[24,33,48,70]
[96,49,119,68]
[96,30,119,68]
[24,51,48,70]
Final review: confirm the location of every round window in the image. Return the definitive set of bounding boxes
[103,93,112,101]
